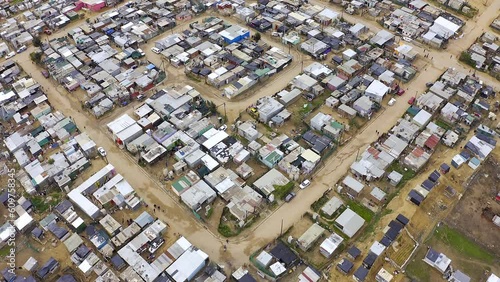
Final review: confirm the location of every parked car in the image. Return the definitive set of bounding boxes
[299,179,311,189]
[408,97,416,105]
[397,88,405,96]
[41,70,49,78]
[284,192,296,202]
[388,98,396,106]
[402,37,412,42]
[98,147,107,157]
[4,51,15,59]
[16,45,27,53]
[136,94,146,101]
[43,29,52,35]
[148,238,165,253]
[151,47,161,54]
[426,82,434,87]
[219,124,227,131]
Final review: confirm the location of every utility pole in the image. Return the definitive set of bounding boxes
[280,218,284,237]
[216,102,227,121]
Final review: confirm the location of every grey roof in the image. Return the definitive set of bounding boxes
[134,211,154,228]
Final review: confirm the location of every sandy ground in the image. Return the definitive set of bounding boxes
[2,0,499,272]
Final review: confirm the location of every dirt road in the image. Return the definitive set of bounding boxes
[9,0,499,270]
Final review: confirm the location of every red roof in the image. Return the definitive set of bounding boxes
[412,147,425,157]
[424,134,440,150]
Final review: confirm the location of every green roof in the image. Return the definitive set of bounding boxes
[255,68,271,77]
[330,121,344,129]
[171,176,191,193]
[265,151,282,164]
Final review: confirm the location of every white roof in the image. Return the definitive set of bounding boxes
[365,80,389,97]
[342,176,365,193]
[166,247,208,282]
[0,222,15,242]
[317,8,338,20]
[107,114,136,135]
[116,123,142,141]
[319,233,344,255]
[201,154,219,170]
[487,274,500,282]
[413,110,432,127]
[343,49,357,57]
[377,268,394,281]
[202,131,228,150]
[301,149,320,163]
[335,208,365,238]
[14,212,33,230]
[68,190,100,218]
[370,241,386,256]
[167,237,192,259]
[270,262,286,276]
[256,251,273,267]
[299,267,321,282]
[432,16,460,36]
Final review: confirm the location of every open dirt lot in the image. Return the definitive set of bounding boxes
[445,156,500,256]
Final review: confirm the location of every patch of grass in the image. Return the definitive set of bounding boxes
[360,208,392,241]
[387,161,416,188]
[406,247,431,282]
[347,200,374,222]
[218,224,236,237]
[435,119,452,131]
[434,224,495,264]
[206,207,213,219]
[30,192,62,213]
[299,103,313,116]
[0,246,12,257]
[273,181,295,200]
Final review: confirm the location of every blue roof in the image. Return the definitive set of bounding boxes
[146,64,156,70]
[396,214,409,225]
[56,275,77,282]
[354,266,369,281]
[338,259,354,273]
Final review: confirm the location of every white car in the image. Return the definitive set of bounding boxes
[98,147,107,157]
[4,51,15,59]
[299,179,311,189]
[219,124,227,131]
[151,47,161,54]
[388,98,396,106]
[17,45,27,53]
[402,37,412,42]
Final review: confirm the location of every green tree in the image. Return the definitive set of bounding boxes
[253,32,261,42]
[33,36,42,47]
[30,52,42,64]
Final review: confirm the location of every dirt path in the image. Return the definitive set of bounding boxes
[8,0,499,270]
